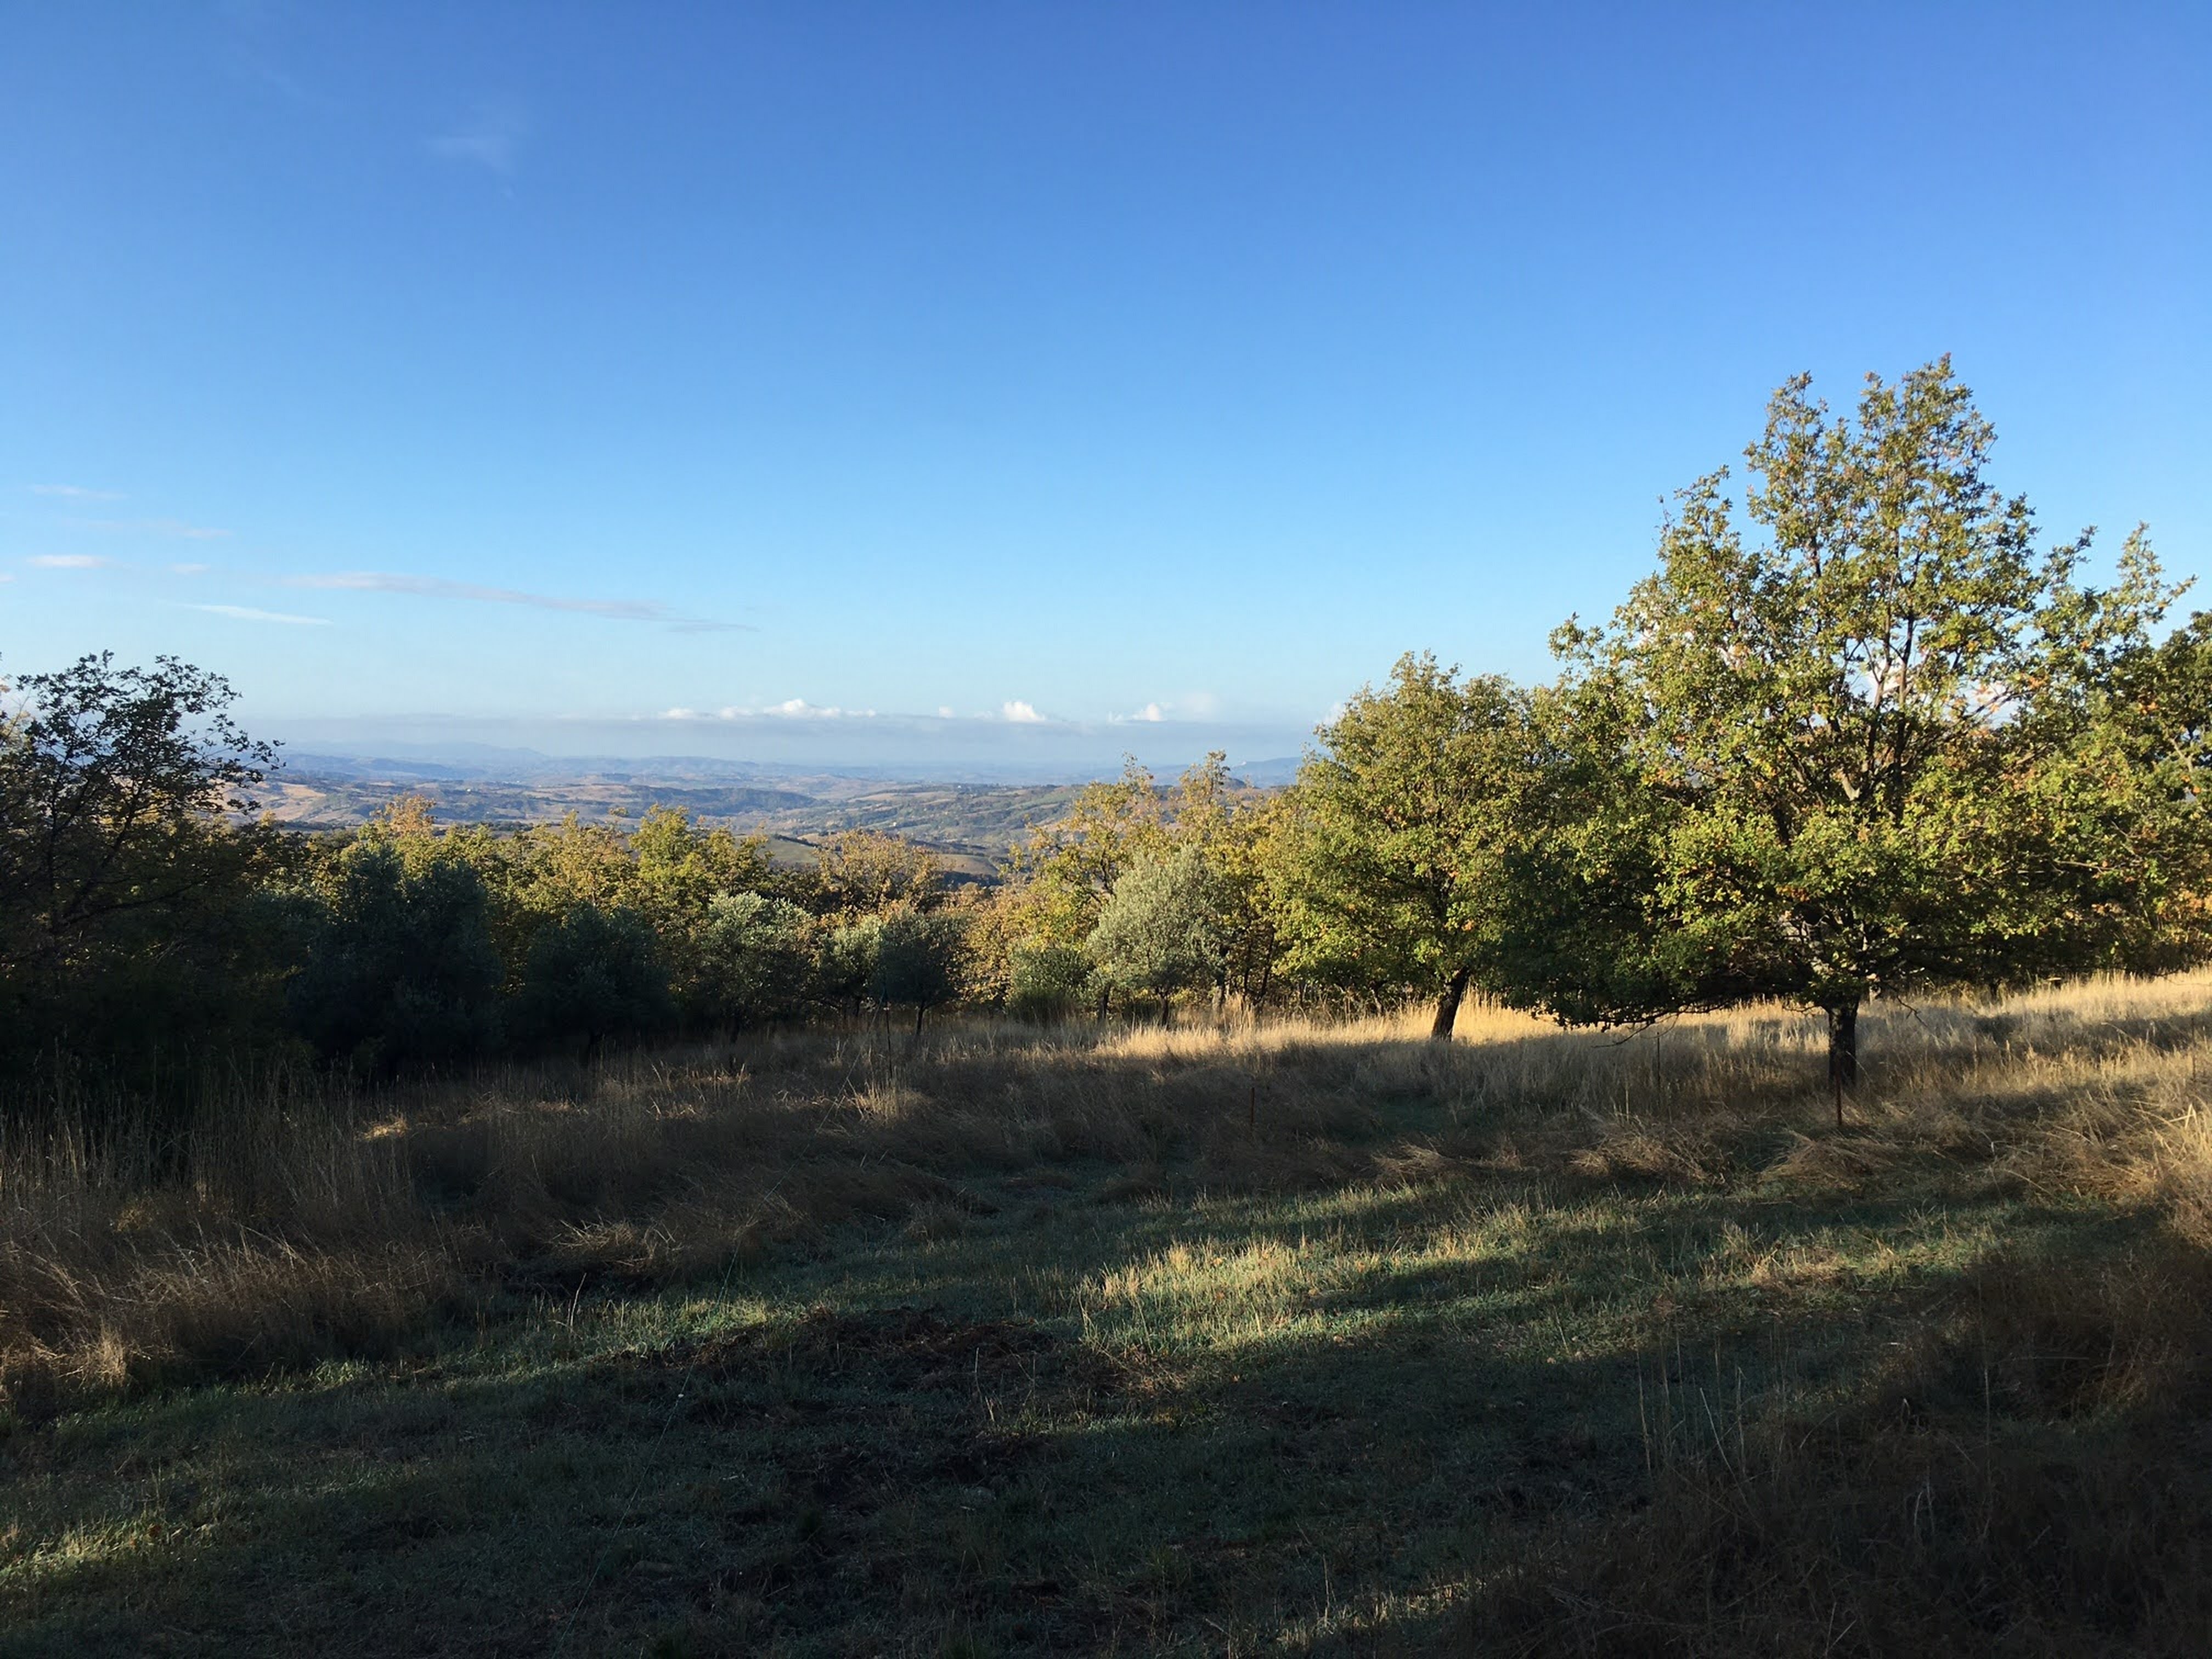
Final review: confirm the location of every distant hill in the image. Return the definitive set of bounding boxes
[266,749,1285,872]
[266,763,1082,872]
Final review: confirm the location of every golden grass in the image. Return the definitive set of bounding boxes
[5,974,2211,1418]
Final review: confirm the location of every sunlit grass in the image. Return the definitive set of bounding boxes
[2,975,2210,1651]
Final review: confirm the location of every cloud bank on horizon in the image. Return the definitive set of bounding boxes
[259,702,1316,781]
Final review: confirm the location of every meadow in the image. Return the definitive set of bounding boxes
[3,977,2210,1655]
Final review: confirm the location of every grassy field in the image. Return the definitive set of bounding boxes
[4,981,2211,1654]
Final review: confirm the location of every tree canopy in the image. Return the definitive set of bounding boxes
[1086,843,1229,1020]
[0,652,276,982]
[1276,653,1545,1037]
[1501,359,2201,1108]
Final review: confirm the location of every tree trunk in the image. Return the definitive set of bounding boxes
[913,1003,926,1041]
[1430,966,1472,1042]
[1826,1000,1860,1128]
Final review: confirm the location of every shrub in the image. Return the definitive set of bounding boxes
[870,904,966,1036]
[289,844,504,1074]
[1007,941,1094,1023]
[510,902,673,1060]
[692,890,815,1031]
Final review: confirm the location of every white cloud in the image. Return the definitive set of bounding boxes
[428,101,528,173]
[171,562,211,575]
[76,516,230,540]
[1001,700,1047,724]
[189,603,331,626]
[937,706,955,719]
[0,573,13,583]
[27,553,113,569]
[657,700,874,721]
[30,484,123,500]
[286,569,745,631]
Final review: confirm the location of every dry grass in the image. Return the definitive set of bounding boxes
[1465,1240,2212,1656]
[7,977,2212,1420]
[4,977,2212,1652]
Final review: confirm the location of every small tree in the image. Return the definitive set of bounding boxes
[870,904,964,1037]
[1006,757,1168,946]
[290,843,505,1074]
[0,653,276,983]
[0,653,299,1082]
[1087,844,1228,1020]
[628,807,777,1023]
[510,902,672,1062]
[1274,654,1544,1038]
[693,890,815,1031]
[804,831,942,917]
[812,914,884,1019]
[1510,360,2190,1116]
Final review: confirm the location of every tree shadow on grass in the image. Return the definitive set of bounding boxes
[4,1156,2190,1657]
[7,994,2211,1657]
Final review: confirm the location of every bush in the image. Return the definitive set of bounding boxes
[510,902,673,1060]
[870,905,965,1036]
[1007,941,1094,1022]
[289,844,504,1074]
[692,891,815,1031]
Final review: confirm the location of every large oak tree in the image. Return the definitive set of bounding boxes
[1502,360,2199,1114]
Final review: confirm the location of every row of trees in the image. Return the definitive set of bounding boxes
[0,682,978,1081]
[1274,362,2212,1105]
[969,359,2212,1107]
[6,360,2207,1110]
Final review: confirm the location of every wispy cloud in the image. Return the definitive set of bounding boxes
[190,603,331,627]
[172,562,211,575]
[30,483,123,501]
[26,553,114,569]
[659,701,874,721]
[1001,700,1048,724]
[1112,702,1167,723]
[285,569,745,631]
[75,516,231,540]
[428,101,528,173]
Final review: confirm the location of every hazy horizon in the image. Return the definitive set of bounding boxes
[262,710,1313,783]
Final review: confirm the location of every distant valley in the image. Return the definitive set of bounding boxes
[262,749,1296,877]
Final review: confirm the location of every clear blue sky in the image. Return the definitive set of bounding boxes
[3,2,2205,772]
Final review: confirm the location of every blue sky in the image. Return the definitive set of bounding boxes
[3,2,2206,773]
